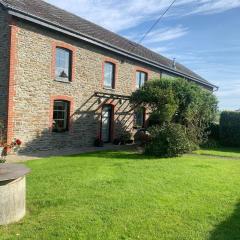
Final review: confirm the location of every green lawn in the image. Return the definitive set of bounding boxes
[0,150,240,240]
[194,147,240,158]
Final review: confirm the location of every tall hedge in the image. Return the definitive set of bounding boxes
[220,111,240,147]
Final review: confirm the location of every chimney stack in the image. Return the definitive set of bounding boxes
[172,58,176,69]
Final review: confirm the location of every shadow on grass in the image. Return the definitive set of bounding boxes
[209,201,240,240]
[65,150,160,161]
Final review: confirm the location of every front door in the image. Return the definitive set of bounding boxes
[101,105,112,142]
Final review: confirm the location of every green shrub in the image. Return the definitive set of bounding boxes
[119,131,132,145]
[134,130,151,146]
[208,123,220,141]
[130,78,218,153]
[201,139,219,149]
[220,111,240,147]
[145,123,193,157]
[148,111,162,127]
[94,138,104,147]
[185,127,203,148]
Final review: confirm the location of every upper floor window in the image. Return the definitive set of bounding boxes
[136,71,147,89]
[55,48,72,82]
[104,62,115,89]
[52,100,70,132]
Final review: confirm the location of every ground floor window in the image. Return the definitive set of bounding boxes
[134,108,145,128]
[52,100,70,132]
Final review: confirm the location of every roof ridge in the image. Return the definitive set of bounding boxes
[5,0,174,66]
[1,0,216,88]
[43,0,173,65]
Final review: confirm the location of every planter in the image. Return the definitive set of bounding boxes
[0,164,30,225]
[94,139,104,147]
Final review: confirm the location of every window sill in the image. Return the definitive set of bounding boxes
[54,79,72,84]
[103,87,115,91]
[52,131,70,135]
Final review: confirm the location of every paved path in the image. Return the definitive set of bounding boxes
[6,144,134,163]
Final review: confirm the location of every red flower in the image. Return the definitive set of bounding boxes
[15,139,22,146]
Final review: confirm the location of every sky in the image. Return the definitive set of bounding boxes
[45,0,240,110]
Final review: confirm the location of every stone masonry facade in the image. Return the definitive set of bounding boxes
[0,10,212,154]
[2,16,162,153]
[0,7,10,133]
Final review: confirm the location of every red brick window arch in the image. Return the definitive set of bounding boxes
[133,67,150,90]
[51,41,77,82]
[49,96,74,132]
[136,71,148,89]
[102,58,118,89]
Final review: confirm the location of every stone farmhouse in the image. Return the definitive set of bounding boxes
[0,0,216,153]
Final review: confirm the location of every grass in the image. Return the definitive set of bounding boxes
[0,150,240,240]
[194,147,240,158]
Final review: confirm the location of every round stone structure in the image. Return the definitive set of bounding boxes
[0,164,30,225]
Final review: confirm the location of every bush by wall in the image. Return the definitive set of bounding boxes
[145,123,193,157]
[220,111,240,147]
[208,123,220,141]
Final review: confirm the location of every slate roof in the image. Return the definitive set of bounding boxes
[0,0,216,88]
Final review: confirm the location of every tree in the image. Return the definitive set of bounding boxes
[130,78,218,156]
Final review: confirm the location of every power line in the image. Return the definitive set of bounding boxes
[138,0,177,44]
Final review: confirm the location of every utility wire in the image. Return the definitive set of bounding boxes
[138,0,177,44]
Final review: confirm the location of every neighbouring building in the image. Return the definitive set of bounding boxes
[0,0,217,154]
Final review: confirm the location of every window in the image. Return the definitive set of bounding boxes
[52,100,70,132]
[104,62,115,88]
[136,71,147,88]
[134,108,145,128]
[55,48,72,81]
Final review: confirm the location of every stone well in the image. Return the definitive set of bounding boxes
[0,164,30,225]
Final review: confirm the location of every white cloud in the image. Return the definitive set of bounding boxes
[216,80,240,110]
[144,26,188,43]
[189,0,240,15]
[45,0,170,32]
[45,0,240,32]
[125,25,188,45]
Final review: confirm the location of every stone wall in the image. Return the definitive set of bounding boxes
[0,7,9,137]
[12,20,161,153]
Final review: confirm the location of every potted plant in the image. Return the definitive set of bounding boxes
[94,137,104,147]
[119,131,132,145]
[113,138,121,145]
